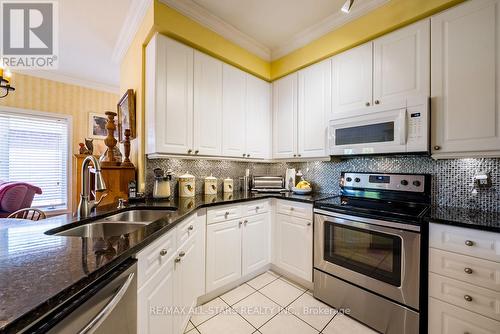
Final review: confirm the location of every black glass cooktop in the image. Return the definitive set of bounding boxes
[315,195,430,223]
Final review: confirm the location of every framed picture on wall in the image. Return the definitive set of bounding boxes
[117,89,136,143]
[88,112,108,139]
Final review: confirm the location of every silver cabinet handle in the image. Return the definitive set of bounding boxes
[175,257,181,263]
[298,154,301,157]
[307,222,312,226]
[78,272,135,334]
[188,225,194,231]
[293,154,297,157]
[194,150,199,154]
[242,153,246,157]
[365,102,370,107]
[160,249,168,256]
[224,211,230,218]
[179,251,186,257]
[374,100,380,104]
[290,207,294,211]
[247,154,250,158]
[465,240,474,247]
[238,221,242,228]
[464,267,473,274]
[464,295,473,302]
[187,149,192,154]
[244,220,248,226]
[434,145,441,151]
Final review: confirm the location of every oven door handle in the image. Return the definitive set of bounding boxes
[78,272,135,334]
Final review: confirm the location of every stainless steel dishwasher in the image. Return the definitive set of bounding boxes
[27,259,137,334]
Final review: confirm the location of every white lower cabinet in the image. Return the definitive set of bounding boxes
[429,223,500,333]
[242,213,271,276]
[206,219,243,292]
[274,212,313,282]
[206,202,271,293]
[137,212,205,334]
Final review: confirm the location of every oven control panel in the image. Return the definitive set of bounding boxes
[341,173,426,193]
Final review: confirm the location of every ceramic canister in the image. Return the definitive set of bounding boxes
[223,178,233,193]
[204,174,218,195]
[178,172,195,197]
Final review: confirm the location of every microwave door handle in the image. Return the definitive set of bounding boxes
[398,110,407,145]
[78,272,135,334]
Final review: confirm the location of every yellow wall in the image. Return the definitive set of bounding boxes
[0,72,119,210]
[153,1,270,80]
[120,3,155,191]
[270,0,466,80]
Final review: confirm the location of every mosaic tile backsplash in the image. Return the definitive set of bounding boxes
[146,156,500,212]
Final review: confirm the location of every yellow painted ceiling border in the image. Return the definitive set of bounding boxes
[270,0,466,80]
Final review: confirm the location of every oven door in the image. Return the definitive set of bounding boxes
[328,108,407,156]
[314,211,420,310]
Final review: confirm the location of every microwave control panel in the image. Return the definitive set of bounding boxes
[406,104,429,152]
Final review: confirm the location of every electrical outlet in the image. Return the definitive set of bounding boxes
[473,173,492,188]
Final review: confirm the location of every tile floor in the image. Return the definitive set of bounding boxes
[185,271,378,334]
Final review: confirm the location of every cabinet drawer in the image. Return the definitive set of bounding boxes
[429,273,500,321]
[429,297,500,334]
[207,204,242,224]
[176,213,198,247]
[276,200,312,220]
[430,223,500,262]
[243,200,269,216]
[136,229,175,288]
[430,248,500,292]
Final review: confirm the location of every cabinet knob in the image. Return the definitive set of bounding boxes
[178,251,186,257]
[433,145,441,151]
[465,240,474,247]
[464,267,473,274]
[247,154,250,158]
[365,102,370,107]
[307,222,312,226]
[464,295,473,302]
[188,225,194,231]
[160,249,168,256]
[290,207,294,211]
[374,100,380,105]
[298,154,301,157]
[175,257,181,263]
[238,221,242,227]
[244,220,248,226]
[224,211,229,218]
[293,154,297,157]
[187,149,192,154]
[195,150,199,154]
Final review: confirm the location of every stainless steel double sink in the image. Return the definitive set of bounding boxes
[46,209,174,238]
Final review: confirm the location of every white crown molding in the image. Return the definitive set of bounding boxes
[159,0,272,61]
[111,0,153,64]
[271,0,390,60]
[15,69,120,94]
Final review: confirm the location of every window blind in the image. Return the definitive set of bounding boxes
[0,111,69,210]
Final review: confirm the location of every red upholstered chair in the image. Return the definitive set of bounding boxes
[0,181,43,218]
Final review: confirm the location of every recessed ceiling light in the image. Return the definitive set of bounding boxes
[341,0,354,13]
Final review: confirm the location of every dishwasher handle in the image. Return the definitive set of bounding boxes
[78,272,135,334]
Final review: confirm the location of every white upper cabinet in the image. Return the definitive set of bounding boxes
[146,34,194,155]
[194,51,223,156]
[373,19,430,105]
[222,64,247,157]
[298,59,331,158]
[431,0,500,158]
[272,73,298,159]
[245,75,271,159]
[331,42,373,118]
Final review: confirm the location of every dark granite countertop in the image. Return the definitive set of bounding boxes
[426,205,500,233]
[0,191,333,333]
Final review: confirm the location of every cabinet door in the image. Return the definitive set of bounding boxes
[275,213,313,282]
[373,19,430,105]
[242,213,271,276]
[194,51,223,156]
[173,236,201,334]
[298,59,331,158]
[222,64,247,157]
[206,219,242,292]
[331,43,372,118]
[245,75,271,159]
[137,257,175,334]
[146,34,194,155]
[431,0,500,157]
[272,73,298,158]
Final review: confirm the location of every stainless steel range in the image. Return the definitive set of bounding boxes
[313,172,431,334]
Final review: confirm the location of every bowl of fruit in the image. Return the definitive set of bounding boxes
[292,180,312,195]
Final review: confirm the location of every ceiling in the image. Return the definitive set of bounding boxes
[163,0,388,60]
[21,0,134,93]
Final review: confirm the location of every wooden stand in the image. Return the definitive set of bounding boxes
[101,111,120,167]
[122,128,134,167]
